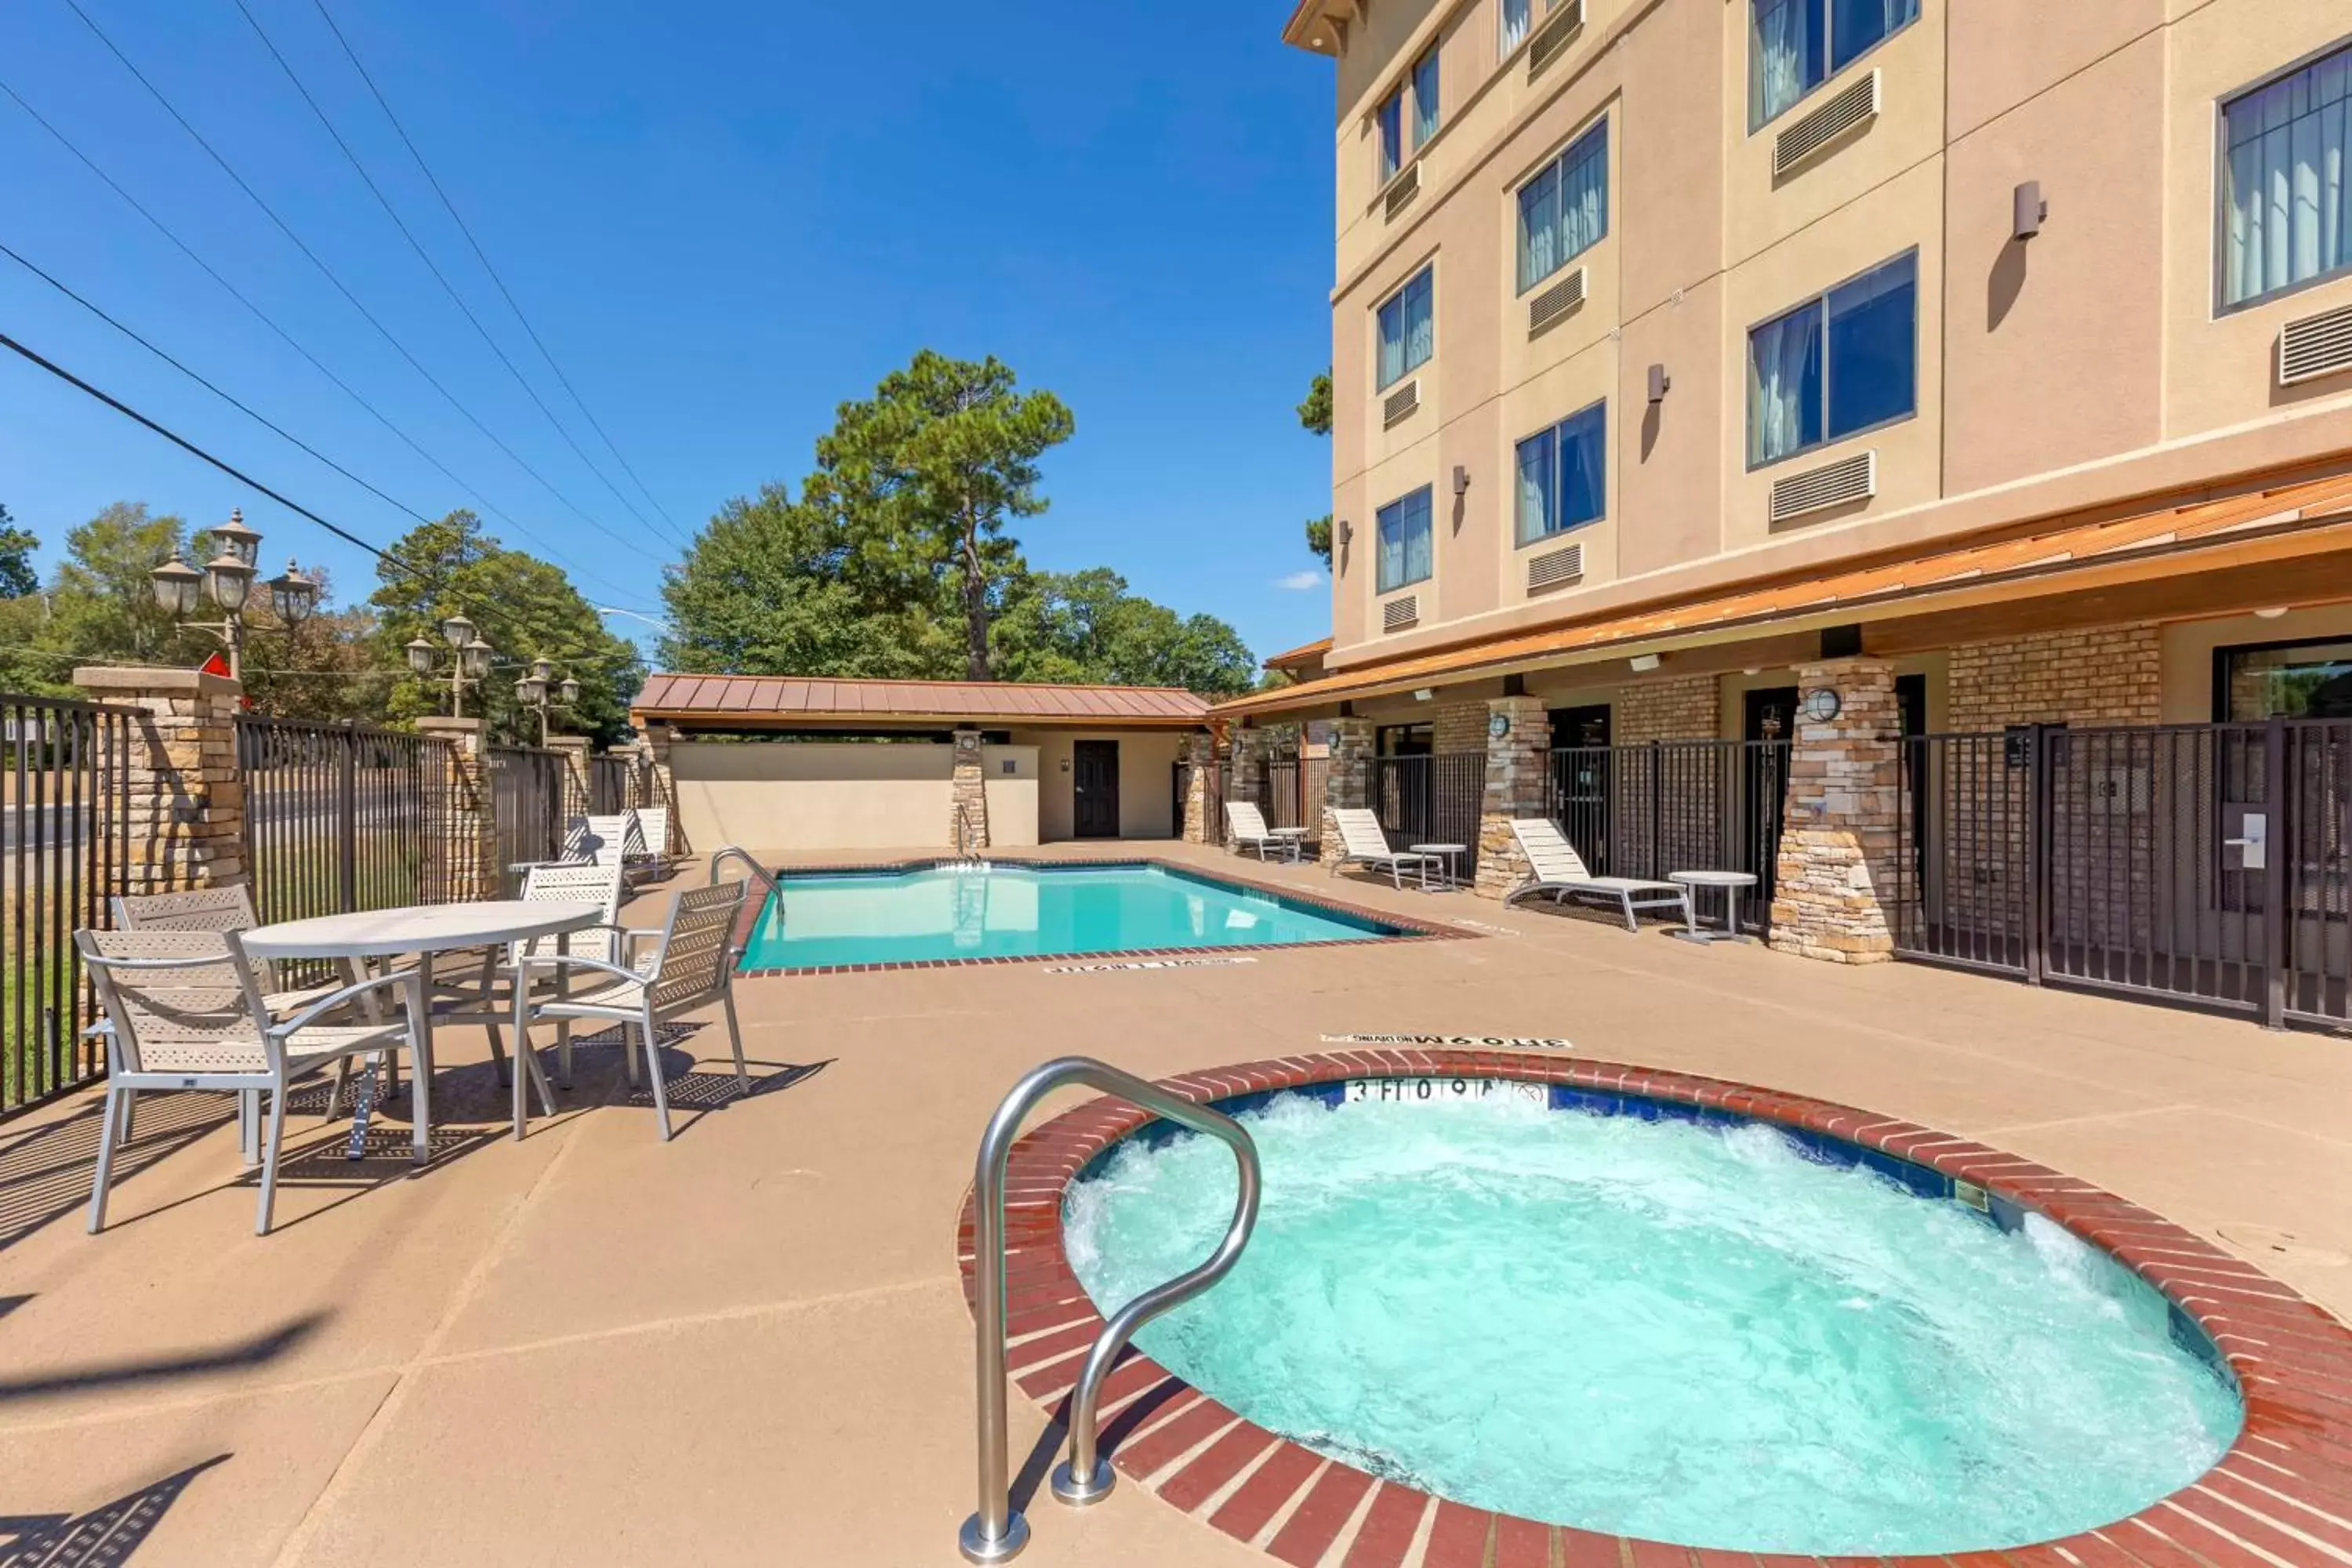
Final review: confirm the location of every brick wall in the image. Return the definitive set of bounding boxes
[1432,701,1487,756]
[1617,675,1719,742]
[1947,624,2161,731]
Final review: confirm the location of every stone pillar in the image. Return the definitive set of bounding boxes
[949,728,989,851]
[637,726,681,851]
[545,734,593,822]
[1228,728,1271,838]
[1769,658,1901,964]
[1180,731,1214,844]
[1474,695,1548,899]
[419,717,499,902]
[1317,717,1375,866]
[74,666,247,896]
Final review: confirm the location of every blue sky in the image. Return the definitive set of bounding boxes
[0,0,1338,668]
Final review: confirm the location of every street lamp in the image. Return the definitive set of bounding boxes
[406,612,495,719]
[150,509,316,679]
[514,658,578,746]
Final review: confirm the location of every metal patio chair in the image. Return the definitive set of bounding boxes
[77,928,429,1235]
[435,859,630,1091]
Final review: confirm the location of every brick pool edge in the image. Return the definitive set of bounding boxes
[955,1049,2352,1568]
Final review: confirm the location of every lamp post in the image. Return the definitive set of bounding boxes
[404,613,496,719]
[149,509,318,681]
[513,658,579,746]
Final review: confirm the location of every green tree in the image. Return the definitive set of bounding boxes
[805,350,1073,680]
[993,568,1257,696]
[1299,370,1333,567]
[45,502,206,671]
[368,510,642,746]
[0,505,38,599]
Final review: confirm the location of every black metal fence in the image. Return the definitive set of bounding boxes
[1546,739,1791,931]
[1895,718,2352,1026]
[590,751,634,815]
[238,717,451,927]
[489,746,569,895]
[2,695,137,1115]
[1365,752,1486,858]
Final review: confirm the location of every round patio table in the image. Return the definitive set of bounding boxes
[241,900,605,1155]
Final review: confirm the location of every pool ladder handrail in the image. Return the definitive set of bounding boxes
[960,1055,1262,1564]
[953,802,983,863]
[706,844,776,894]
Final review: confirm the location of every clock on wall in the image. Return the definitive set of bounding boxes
[1802,687,1843,723]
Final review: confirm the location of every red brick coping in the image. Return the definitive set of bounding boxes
[731,855,1469,978]
[955,1050,2352,1568]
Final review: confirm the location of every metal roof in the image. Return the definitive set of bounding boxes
[632,673,1211,728]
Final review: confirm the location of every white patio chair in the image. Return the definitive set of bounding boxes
[1328,807,1443,889]
[436,860,628,1092]
[77,928,429,1235]
[623,804,684,884]
[1225,800,1300,862]
[1506,818,1693,932]
[512,813,631,881]
[508,879,751,1142]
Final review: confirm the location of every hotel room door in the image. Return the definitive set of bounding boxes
[1073,740,1120,837]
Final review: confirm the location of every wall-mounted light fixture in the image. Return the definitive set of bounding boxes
[2013,180,2047,241]
[1628,653,1662,673]
[1646,363,1671,404]
[1412,688,1434,702]
[2255,606,2290,619]
[1452,465,1471,496]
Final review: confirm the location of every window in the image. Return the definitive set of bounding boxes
[1376,487,1434,593]
[1514,401,1607,544]
[1516,120,1609,293]
[1750,0,1918,128]
[1377,722,1434,756]
[2222,45,2352,310]
[1376,267,1436,390]
[1376,89,1405,182]
[1500,0,1530,56]
[1411,49,1440,148]
[2219,639,2352,719]
[1748,250,1917,466]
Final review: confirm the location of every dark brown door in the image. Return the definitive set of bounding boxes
[1548,705,1612,869]
[1073,740,1120,838]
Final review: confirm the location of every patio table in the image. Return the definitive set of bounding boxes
[240,900,604,1156]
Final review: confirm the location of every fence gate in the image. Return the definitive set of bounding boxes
[1896,719,2352,1026]
[1544,740,1791,934]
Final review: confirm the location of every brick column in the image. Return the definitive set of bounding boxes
[1317,717,1374,866]
[1475,695,1548,899]
[74,666,247,896]
[1180,731,1214,844]
[1228,728,1271,833]
[949,728,989,850]
[546,734,592,822]
[1768,659,1900,964]
[418,717,499,902]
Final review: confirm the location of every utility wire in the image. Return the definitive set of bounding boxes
[227,0,689,552]
[0,326,644,671]
[305,0,688,542]
[0,75,654,604]
[56,0,671,564]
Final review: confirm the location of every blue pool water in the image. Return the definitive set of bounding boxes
[736,862,1397,970]
[1065,1091,2241,1555]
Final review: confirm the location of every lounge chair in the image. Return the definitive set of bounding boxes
[624,804,684,884]
[1506,818,1692,932]
[1329,807,1443,890]
[1225,800,1301,862]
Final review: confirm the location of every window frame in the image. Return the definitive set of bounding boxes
[1498,0,1530,59]
[1513,398,1609,546]
[1371,42,1443,190]
[1374,485,1436,594]
[1747,0,1920,133]
[1514,117,1610,296]
[1743,247,1921,471]
[2212,36,2352,318]
[2210,633,2352,720]
[1374,265,1437,392]
[1410,46,1441,151]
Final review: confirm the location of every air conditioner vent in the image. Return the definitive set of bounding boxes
[1383,161,1421,221]
[1526,542,1584,593]
[1528,0,1584,78]
[1381,379,1421,428]
[1381,594,1420,633]
[1769,450,1877,524]
[1773,69,1879,177]
[1528,267,1588,336]
[2279,300,2352,386]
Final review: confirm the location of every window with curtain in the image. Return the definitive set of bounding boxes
[1500,0,1530,56]
[1514,401,1607,545]
[1377,487,1435,593]
[1412,49,1440,147]
[1748,250,1916,466]
[1376,88,1404,182]
[1516,120,1610,293]
[1376,267,1436,390]
[1749,0,1916,128]
[2222,46,2352,310]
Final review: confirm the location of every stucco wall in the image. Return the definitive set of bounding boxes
[1008,729,1187,841]
[668,741,1040,851]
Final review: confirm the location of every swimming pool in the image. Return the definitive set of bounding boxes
[1061,1076,2243,1555]
[736,861,1406,972]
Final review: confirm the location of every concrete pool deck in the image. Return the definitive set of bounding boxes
[5,840,2352,1566]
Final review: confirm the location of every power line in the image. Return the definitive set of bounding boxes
[0,325,644,672]
[305,0,688,543]
[0,74,655,605]
[55,0,672,564]
[227,0,690,552]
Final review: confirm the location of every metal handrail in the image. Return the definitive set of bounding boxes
[954,801,982,861]
[960,1056,1261,1564]
[706,844,775,893]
